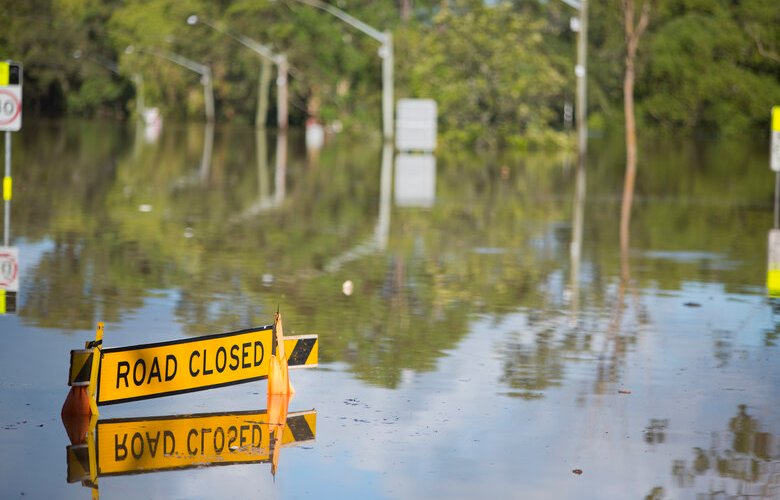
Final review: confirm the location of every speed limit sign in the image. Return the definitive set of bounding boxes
[0,246,19,292]
[0,62,21,132]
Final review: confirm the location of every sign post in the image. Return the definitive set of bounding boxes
[772,106,780,228]
[772,106,780,173]
[0,61,21,249]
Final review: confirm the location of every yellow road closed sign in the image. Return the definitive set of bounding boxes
[97,326,273,405]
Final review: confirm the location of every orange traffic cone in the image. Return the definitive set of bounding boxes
[61,386,92,445]
[268,312,295,396]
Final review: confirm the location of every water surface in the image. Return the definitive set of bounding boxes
[0,120,778,499]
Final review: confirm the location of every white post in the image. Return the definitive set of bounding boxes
[276,55,289,130]
[3,131,10,247]
[203,68,215,123]
[575,0,588,161]
[381,32,394,142]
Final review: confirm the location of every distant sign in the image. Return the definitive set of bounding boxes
[0,62,22,132]
[395,154,436,208]
[396,99,437,152]
[772,106,780,172]
[67,409,316,482]
[0,246,19,292]
[69,327,317,405]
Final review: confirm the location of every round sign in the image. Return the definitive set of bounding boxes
[0,89,21,127]
[0,251,18,287]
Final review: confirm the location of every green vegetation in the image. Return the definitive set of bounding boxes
[1,0,778,145]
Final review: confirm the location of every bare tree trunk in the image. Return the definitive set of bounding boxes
[400,0,412,23]
[620,0,651,273]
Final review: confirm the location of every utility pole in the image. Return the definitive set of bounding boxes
[126,46,214,122]
[289,0,394,141]
[187,15,288,130]
[561,0,588,162]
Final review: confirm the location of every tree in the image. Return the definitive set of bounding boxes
[619,0,651,257]
[400,1,571,149]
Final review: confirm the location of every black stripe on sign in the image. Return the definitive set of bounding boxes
[286,415,314,442]
[66,444,91,483]
[70,352,93,386]
[288,338,316,366]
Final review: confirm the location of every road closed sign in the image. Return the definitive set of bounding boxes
[97,326,275,405]
[0,62,21,132]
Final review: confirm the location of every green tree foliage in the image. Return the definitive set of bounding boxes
[1,0,778,139]
[399,1,571,149]
[641,0,780,135]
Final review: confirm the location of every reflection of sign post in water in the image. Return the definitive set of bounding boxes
[768,230,780,297]
[394,153,436,208]
[0,245,18,314]
[66,409,316,483]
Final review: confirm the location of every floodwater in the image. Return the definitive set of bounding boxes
[1,120,779,499]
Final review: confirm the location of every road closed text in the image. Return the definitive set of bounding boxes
[97,327,273,404]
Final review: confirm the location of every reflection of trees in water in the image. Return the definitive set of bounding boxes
[671,405,780,497]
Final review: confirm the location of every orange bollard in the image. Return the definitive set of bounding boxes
[61,386,92,445]
[267,392,291,478]
[268,312,295,396]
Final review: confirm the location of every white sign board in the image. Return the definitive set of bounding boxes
[396,99,437,153]
[0,62,22,132]
[394,154,436,208]
[0,246,19,292]
[772,106,780,172]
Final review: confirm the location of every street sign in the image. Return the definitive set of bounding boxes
[67,409,316,481]
[396,98,437,152]
[772,106,780,172]
[0,62,22,132]
[69,326,318,405]
[0,246,19,292]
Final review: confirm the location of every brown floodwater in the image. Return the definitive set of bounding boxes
[0,119,778,499]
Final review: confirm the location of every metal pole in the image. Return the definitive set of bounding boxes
[276,56,289,130]
[203,68,215,123]
[575,0,588,162]
[381,32,394,142]
[257,60,272,128]
[774,172,779,229]
[4,131,10,247]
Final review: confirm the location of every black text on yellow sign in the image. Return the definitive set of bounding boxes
[97,326,274,405]
[67,409,316,481]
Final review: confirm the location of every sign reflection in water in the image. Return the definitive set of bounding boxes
[65,406,316,491]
